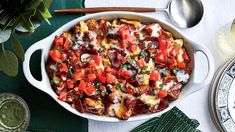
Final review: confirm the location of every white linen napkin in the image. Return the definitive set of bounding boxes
[85,0,235,131]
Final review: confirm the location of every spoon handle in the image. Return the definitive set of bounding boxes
[54,7,156,13]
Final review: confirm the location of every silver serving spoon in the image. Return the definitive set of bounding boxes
[55,0,204,28]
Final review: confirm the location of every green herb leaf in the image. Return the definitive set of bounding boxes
[11,35,24,61]
[34,3,52,20]
[0,29,11,43]
[159,84,164,90]
[19,9,36,32]
[139,77,145,83]
[0,50,18,76]
[145,71,151,75]
[26,0,42,10]
[141,65,148,70]
[43,0,52,8]
[116,83,122,89]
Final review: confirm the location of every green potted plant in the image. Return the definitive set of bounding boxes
[0,0,52,76]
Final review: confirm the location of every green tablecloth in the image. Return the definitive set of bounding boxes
[0,0,88,131]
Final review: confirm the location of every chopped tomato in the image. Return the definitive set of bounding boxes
[60,53,67,61]
[169,47,179,57]
[137,59,145,67]
[163,76,176,84]
[120,39,128,49]
[95,68,103,77]
[125,83,136,94]
[87,73,96,82]
[178,61,186,69]
[84,86,95,95]
[158,90,168,98]
[58,92,67,101]
[124,70,132,78]
[64,39,71,50]
[84,68,92,75]
[105,65,112,73]
[67,80,74,89]
[129,43,138,52]
[49,50,61,63]
[168,59,176,69]
[155,53,167,63]
[183,52,190,62]
[55,36,64,46]
[73,70,84,80]
[98,75,106,83]
[59,63,68,72]
[106,73,117,83]
[78,80,87,90]
[158,37,168,52]
[128,35,137,43]
[150,71,161,81]
[93,55,102,65]
[118,25,130,40]
[88,60,97,68]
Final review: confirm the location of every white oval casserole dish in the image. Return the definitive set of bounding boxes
[23,12,214,122]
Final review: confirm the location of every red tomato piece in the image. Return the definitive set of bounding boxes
[168,59,176,69]
[64,39,71,50]
[55,36,64,46]
[49,50,61,63]
[150,71,161,81]
[59,63,68,72]
[155,53,167,63]
[158,90,168,98]
[88,60,97,68]
[120,39,128,49]
[78,80,87,90]
[87,73,96,82]
[105,65,112,73]
[74,70,84,80]
[183,52,190,62]
[67,80,74,89]
[158,37,168,52]
[106,73,117,83]
[129,43,138,52]
[93,55,102,65]
[137,59,145,67]
[84,86,95,95]
[58,92,67,101]
[98,75,106,84]
[118,25,130,40]
[178,61,186,69]
[125,83,136,94]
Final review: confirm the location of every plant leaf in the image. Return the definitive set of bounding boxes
[0,28,11,43]
[43,0,52,9]
[19,9,36,32]
[34,3,52,20]
[16,20,41,33]
[26,0,43,10]
[0,50,18,77]
[11,35,24,61]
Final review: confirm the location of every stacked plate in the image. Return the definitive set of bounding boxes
[209,58,235,132]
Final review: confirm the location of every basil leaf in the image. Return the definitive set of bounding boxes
[43,0,52,8]
[19,9,36,32]
[26,0,43,10]
[11,35,25,61]
[0,50,18,76]
[0,29,11,43]
[34,3,52,20]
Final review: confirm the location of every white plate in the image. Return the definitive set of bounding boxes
[213,58,235,131]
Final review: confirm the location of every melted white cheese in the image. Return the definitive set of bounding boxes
[176,70,189,83]
[139,94,160,108]
[150,24,161,37]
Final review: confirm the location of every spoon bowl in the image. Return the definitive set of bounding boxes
[167,0,204,28]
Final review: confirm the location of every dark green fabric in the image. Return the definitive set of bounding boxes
[131,107,200,132]
[0,0,87,132]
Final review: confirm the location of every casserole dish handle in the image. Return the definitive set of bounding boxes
[23,39,49,94]
[186,44,215,95]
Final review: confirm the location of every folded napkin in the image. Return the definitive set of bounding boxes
[131,107,200,132]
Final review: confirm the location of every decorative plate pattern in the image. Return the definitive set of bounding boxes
[215,60,235,132]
